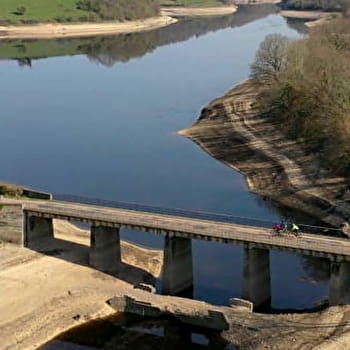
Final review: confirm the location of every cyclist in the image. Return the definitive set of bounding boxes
[291,223,300,237]
[281,221,288,231]
[272,223,283,235]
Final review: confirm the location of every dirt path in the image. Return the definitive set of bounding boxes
[0,16,177,40]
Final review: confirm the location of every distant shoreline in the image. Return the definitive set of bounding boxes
[0,5,238,40]
[160,6,237,17]
[0,15,177,40]
[280,9,339,27]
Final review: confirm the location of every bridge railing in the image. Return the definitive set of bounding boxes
[53,193,342,236]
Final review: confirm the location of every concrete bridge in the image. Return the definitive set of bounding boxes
[1,197,350,308]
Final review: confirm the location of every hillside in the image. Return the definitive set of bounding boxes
[0,0,159,24]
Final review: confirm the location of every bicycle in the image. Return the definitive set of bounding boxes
[270,225,300,238]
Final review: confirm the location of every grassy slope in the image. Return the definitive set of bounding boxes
[0,0,97,23]
[160,0,230,7]
[0,0,231,24]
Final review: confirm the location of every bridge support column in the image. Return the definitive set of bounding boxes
[25,214,54,247]
[162,235,193,297]
[89,225,121,272]
[242,247,271,309]
[329,261,350,305]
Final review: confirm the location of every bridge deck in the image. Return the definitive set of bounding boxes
[3,198,350,260]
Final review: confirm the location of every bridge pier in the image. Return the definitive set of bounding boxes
[25,214,54,247]
[89,225,121,272]
[162,235,193,297]
[329,260,350,305]
[242,247,271,309]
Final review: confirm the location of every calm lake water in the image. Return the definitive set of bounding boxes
[0,5,328,315]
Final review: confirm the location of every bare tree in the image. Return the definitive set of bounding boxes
[250,33,291,82]
[340,0,350,16]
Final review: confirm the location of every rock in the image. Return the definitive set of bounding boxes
[229,298,253,312]
[133,283,156,293]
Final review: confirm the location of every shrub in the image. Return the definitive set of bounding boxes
[13,6,26,16]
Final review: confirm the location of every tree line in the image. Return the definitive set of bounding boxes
[280,0,350,14]
[76,0,160,21]
[250,16,350,175]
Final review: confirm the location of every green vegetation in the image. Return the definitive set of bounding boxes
[160,0,232,7]
[0,182,24,196]
[251,17,350,175]
[280,0,350,14]
[0,0,159,24]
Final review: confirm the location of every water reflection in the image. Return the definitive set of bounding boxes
[285,18,308,34]
[0,4,282,67]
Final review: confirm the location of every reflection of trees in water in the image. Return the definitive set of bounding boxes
[17,57,32,67]
[83,4,280,66]
[155,4,279,46]
[80,32,158,67]
[285,18,308,34]
[0,4,282,67]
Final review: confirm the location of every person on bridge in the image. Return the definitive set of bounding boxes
[281,221,287,231]
[291,223,299,237]
[273,223,283,235]
[341,221,350,238]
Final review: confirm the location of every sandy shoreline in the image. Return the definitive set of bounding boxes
[280,10,335,19]
[180,79,350,227]
[0,5,339,40]
[280,10,340,27]
[160,6,237,17]
[0,16,177,40]
[0,220,163,350]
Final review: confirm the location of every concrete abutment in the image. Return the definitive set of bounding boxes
[0,204,24,245]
